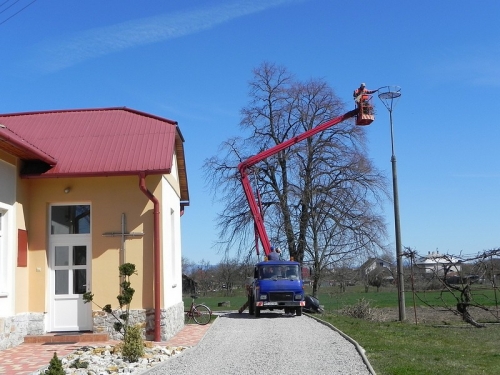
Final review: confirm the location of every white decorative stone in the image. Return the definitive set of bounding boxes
[32,343,190,374]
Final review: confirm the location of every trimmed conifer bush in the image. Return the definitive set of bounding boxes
[43,352,64,375]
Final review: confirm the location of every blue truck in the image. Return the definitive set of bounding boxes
[247,260,305,317]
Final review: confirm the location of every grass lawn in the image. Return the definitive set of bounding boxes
[311,285,500,311]
[185,285,500,312]
[326,315,500,375]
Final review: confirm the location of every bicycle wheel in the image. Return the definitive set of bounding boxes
[192,304,211,325]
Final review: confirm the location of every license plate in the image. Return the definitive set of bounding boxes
[264,302,277,306]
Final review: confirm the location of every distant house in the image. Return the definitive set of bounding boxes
[360,257,393,276]
[182,273,198,294]
[415,251,462,278]
[301,266,312,285]
[359,257,394,284]
[0,107,190,349]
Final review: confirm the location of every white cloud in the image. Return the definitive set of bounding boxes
[435,55,500,87]
[30,0,304,73]
[450,173,500,179]
[429,51,500,87]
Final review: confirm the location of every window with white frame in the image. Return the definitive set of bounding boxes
[50,205,91,234]
[0,209,7,294]
[170,208,177,283]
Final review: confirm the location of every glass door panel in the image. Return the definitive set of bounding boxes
[55,246,69,266]
[73,269,87,294]
[55,270,69,294]
[73,245,87,266]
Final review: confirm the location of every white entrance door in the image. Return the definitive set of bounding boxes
[50,238,92,331]
[49,205,92,332]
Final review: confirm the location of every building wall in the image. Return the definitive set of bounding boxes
[14,166,30,315]
[0,153,39,349]
[161,174,183,309]
[0,157,16,318]
[164,150,181,198]
[1,154,185,347]
[25,175,163,314]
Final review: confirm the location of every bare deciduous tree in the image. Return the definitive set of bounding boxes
[190,260,214,296]
[366,266,392,292]
[215,256,254,296]
[204,62,388,294]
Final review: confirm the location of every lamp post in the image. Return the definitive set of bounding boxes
[378,86,405,321]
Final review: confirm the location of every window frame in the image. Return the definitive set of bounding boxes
[0,206,11,296]
[50,204,91,235]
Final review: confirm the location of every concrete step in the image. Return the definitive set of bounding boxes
[24,332,109,344]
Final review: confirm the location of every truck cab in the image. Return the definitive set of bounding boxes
[249,260,305,317]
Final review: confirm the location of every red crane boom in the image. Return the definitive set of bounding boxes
[238,100,374,256]
[237,96,374,258]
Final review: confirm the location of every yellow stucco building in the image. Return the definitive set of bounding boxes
[0,107,189,349]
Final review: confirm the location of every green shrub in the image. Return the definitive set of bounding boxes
[122,324,145,362]
[43,352,64,375]
[69,357,89,369]
[83,263,139,343]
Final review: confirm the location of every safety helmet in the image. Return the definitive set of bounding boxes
[360,83,366,87]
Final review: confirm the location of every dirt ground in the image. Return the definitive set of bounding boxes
[374,306,500,325]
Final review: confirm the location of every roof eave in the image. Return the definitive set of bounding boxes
[0,126,57,165]
[20,169,172,179]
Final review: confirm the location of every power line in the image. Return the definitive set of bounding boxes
[0,0,38,26]
[0,1,12,9]
[0,0,23,15]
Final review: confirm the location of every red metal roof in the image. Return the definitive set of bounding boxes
[0,107,183,178]
[0,107,190,204]
[0,107,190,205]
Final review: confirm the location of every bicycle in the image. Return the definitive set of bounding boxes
[185,295,212,325]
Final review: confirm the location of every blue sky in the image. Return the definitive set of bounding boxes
[2,0,499,264]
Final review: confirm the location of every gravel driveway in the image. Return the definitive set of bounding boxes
[144,311,375,375]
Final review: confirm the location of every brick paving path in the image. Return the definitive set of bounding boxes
[0,323,211,375]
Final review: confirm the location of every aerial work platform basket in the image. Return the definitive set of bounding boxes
[355,95,375,126]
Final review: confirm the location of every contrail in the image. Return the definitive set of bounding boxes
[29,0,305,73]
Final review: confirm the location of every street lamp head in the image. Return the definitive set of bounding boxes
[378,85,401,112]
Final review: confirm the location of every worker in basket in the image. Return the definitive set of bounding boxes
[353,83,378,116]
[353,83,378,104]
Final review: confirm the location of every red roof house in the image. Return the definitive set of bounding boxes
[0,107,190,348]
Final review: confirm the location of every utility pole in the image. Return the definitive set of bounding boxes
[378,86,405,321]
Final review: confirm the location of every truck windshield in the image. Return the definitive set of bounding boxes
[259,265,300,280]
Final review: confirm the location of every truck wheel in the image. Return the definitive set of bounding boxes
[255,306,261,317]
[296,307,302,316]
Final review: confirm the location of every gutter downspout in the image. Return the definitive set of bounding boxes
[139,172,161,342]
